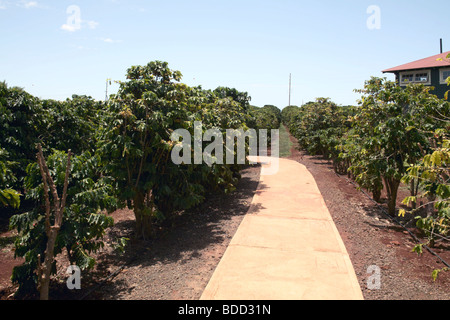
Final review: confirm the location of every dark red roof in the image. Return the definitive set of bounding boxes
[383,51,450,73]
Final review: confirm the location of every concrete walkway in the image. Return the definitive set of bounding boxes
[200,157,364,300]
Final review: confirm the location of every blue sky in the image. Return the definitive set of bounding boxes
[1,0,449,108]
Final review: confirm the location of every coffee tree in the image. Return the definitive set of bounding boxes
[0,147,20,209]
[349,78,440,215]
[0,82,47,190]
[399,79,450,264]
[42,95,105,155]
[10,148,120,299]
[97,61,198,239]
[98,61,254,240]
[282,99,354,173]
[252,105,282,134]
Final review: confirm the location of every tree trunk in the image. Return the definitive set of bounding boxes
[409,178,417,210]
[133,191,153,240]
[36,145,72,300]
[372,177,383,203]
[39,228,59,300]
[426,194,436,218]
[384,177,400,216]
[372,188,382,204]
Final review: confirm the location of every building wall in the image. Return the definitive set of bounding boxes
[430,68,449,99]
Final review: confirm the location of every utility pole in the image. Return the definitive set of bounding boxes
[105,78,111,103]
[289,73,292,107]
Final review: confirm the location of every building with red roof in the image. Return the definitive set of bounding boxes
[382,50,450,99]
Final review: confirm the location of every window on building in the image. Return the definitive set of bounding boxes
[440,68,450,84]
[400,70,431,86]
[415,73,429,83]
[401,74,414,84]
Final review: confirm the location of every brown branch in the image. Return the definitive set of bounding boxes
[135,140,148,189]
[37,145,60,212]
[409,198,450,213]
[58,150,72,227]
[36,148,51,235]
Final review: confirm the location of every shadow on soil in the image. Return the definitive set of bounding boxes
[62,164,264,300]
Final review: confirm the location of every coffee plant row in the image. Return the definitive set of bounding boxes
[0,61,281,299]
[283,77,449,266]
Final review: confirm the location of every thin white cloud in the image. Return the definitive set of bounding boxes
[61,20,99,33]
[100,37,122,44]
[61,23,80,32]
[86,20,99,30]
[0,0,33,9]
[23,1,37,8]
[17,0,38,9]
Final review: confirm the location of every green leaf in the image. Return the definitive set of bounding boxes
[431,151,442,166]
[0,189,21,209]
[402,196,417,207]
[413,244,424,255]
[432,269,441,281]
[72,244,96,270]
